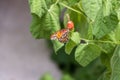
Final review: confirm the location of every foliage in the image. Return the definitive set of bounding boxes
[28,0,120,80]
[51,48,105,80]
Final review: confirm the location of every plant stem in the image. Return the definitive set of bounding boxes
[59,2,91,22]
[93,40,120,44]
[81,38,120,45]
[55,0,59,5]
[59,2,84,15]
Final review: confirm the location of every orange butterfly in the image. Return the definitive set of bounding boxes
[50,28,69,43]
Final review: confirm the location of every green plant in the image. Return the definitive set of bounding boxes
[28,0,120,80]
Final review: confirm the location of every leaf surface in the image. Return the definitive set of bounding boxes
[30,4,61,39]
[81,0,102,21]
[110,46,120,80]
[52,40,64,53]
[75,44,101,66]
[29,0,47,18]
[65,32,80,54]
[93,10,119,39]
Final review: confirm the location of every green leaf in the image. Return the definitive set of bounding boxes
[101,53,111,69]
[93,10,119,39]
[109,1,120,42]
[29,0,47,18]
[65,40,76,55]
[30,4,61,39]
[117,9,120,20]
[61,74,74,80]
[75,44,101,67]
[40,73,54,80]
[99,52,114,80]
[52,40,64,53]
[110,46,120,80]
[102,0,112,16]
[100,52,113,79]
[87,22,93,39]
[112,0,120,20]
[98,71,111,80]
[109,23,120,42]
[98,43,115,54]
[114,23,120,41]
[81,0,102,21]
[65,32,80,54]
[70,32,80,44]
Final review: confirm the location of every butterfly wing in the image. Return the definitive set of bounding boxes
[58,29,69,43]
[50,33,57,40]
